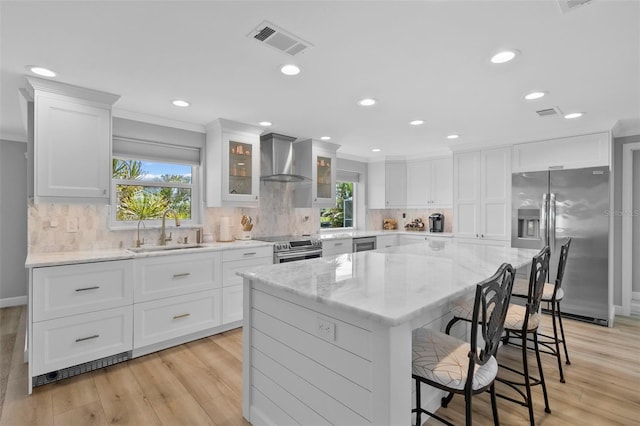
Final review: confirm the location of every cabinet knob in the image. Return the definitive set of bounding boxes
[255,196,258,200]
[476,233,479,238]
[481,234,484,238]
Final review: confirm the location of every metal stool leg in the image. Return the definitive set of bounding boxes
[414,377,422,426]
[490,383,500,426]
[521,336,536,426]
[557,301,571,365]
[550,301,566,383]
[533,332,551,414]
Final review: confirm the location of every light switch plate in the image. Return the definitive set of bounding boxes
[316,317,336,341]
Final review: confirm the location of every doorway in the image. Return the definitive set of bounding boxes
[622,141,640,316]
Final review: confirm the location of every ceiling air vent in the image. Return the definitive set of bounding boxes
[557,0,594,13]
[248,21,313,57]
[536,107,563,117]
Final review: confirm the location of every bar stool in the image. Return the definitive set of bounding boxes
[412,263,515,426]
[445,246,552,426]
[511,238,572,383]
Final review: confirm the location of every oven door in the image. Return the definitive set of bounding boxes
[274,248,323,263]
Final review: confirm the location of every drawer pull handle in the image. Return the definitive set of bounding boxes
[173,273,191,278]
[335,243,343,246]
[173,313,191,320]
[75,286,100,292]
[243,252,257,256]
[75,334,99,343]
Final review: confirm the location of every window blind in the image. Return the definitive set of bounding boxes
[336,170,360,183]
[113,137,200,165]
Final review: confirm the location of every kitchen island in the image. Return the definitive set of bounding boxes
[238,240,538,426]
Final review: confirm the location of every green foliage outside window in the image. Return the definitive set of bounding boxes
[320,182,354,228]
[113,159,192,221]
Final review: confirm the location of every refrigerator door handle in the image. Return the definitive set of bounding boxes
[541,193,549,247]
[550,193,557,252]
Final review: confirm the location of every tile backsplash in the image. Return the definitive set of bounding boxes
[27,181,320,253]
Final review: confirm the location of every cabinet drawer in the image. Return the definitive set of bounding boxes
[134,289,222,348]
[32,306,132,376]
[223,256,273,287]
[222,246,272,262]
[322,239,352,256]
[222,284,243,324]
[376,235,398,249]
[33,260,134,322]
[134,252,221,302]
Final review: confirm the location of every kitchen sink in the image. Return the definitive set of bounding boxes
[128,244,208,253]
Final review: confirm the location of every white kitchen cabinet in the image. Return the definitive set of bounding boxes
[322,238,353,256]
[25,77,120,202]
[453,147,511,241]
[205,118,263,207]
[134,252,222,302]
[512,132,610,172]
[398,233,451,246]
[376,234,398,249]
[406,157,453,208]
[133,289,222,348]
[293,139,340,208]
[221,246,272,325]
[367,160,407,208]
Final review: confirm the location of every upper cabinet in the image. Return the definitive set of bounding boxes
[512,132,610,172]
[367,160,407,209]
[293,139,340,208]
[205,119,263,208]
[453,147,511,241]
[24,77,120,203]
[406,156,453,208]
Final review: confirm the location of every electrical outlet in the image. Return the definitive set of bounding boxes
[316,317,336,341]
[66,217,79,233]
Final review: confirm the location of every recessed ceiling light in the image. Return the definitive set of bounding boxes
[27,66,56,77]
[564,112,584,119]
[172,100,190,107]
[320,136,331,141]
[371,148,381,152]
[525,91,547,100]
[357,98,377,107]
[490,50,520,64]
[280,64,301,76]
[447,134,460,140]
[409,120,424,126]
[259,121,272,126]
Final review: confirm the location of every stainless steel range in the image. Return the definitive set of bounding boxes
[256,235,322,263]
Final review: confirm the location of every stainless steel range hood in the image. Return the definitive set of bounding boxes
[260,133,310,182]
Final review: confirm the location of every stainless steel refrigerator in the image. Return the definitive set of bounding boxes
[511,166,609,325]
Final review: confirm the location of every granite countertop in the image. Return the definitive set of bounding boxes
[238,240,538,326]
[25,240,273,268]
[318,230,453,239]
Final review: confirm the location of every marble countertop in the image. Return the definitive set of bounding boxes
[318,230,453,239]
[238,240,538,326]
[25,240,273,268]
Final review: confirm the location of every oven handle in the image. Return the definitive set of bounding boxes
[275,248,323,260]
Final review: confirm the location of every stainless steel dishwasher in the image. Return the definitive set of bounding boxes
[352,236,376,252]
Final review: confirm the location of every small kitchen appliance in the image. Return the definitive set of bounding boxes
[429,213,444,232]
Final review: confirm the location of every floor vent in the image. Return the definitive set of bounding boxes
[32,351,130,387]
[536,107,563,117]
[248,20,313,57]
[557,0,594,14]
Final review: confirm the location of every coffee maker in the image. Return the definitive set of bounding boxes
[429,213,444,232]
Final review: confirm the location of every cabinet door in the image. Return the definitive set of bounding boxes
[313,149,337,207]
[222,285,243,324]
[376,234,398,249]
[453,151,481,238]
[367,162,386,209]
[480,147,511,241]
[223,133,260,204]
[35,93,111,199]
[431,157,453,205]
[406,160,431,207]
[385,162,407,207]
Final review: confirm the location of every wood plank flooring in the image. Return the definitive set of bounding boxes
[0,305,638,425]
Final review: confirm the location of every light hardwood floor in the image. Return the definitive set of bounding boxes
[0,305,638,425]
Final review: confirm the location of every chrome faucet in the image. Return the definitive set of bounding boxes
[136,219,146,248]
[159,209,180,245]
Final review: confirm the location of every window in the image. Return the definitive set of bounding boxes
[110,137,201,228]
[320,181,355,229]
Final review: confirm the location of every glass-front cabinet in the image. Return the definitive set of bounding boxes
[293,139,340,208]
[205,119,262,207]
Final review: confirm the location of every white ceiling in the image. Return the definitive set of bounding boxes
[1,0,639,160]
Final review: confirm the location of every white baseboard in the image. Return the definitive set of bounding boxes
[0,295,27,308]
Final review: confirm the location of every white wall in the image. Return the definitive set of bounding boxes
[0,139,28,306]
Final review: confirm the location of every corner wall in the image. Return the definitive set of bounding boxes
[0,140,28,306]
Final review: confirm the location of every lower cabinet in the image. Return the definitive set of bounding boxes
[133,289,222,348]
[222,285,244,324]
[322,238,353,256]
[32,305,133,376]
[376,234,398,249]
